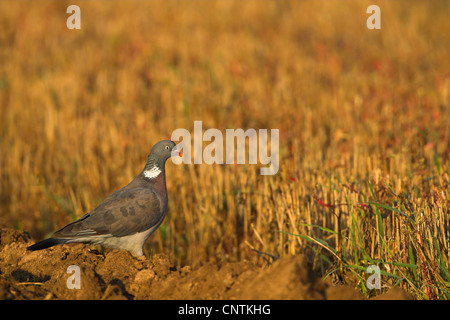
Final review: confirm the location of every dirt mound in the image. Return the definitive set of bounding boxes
[0,228,412,300]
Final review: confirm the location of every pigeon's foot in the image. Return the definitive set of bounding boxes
[136,255,147,261]
[88,247,106,260]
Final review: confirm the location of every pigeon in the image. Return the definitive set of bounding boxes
[27,140,181,257]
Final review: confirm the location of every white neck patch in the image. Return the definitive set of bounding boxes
[143,166,161,179]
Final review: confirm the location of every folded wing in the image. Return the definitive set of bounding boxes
[52,187,162,239]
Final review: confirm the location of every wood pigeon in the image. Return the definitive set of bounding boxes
[27,140,181,257]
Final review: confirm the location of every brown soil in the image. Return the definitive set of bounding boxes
[0,228,413,300]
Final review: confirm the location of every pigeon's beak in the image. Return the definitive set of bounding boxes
[172,149,183,157]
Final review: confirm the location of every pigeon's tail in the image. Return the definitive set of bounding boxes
[27,238,67,251]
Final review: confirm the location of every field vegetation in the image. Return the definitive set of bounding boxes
[0,0,449,299]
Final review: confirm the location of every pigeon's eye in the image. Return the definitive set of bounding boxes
[165,146,170,150]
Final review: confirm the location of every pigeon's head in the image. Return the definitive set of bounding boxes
[150,140,178,162]
[143,140,181,179]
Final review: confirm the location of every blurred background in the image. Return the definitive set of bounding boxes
[0,0,449,298]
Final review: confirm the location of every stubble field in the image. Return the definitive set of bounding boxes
[0,0,449,299]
